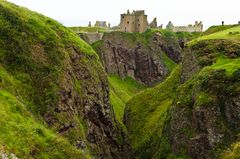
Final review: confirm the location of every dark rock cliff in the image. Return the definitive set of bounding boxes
[92,31,182,85]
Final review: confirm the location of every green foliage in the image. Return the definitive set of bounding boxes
[221,140,240,159]
[0,90,89,159]
[189,26,240,45]
[108,74,146,125]
[125,66,181,158]
[0,0,107,158]
[204,25,239,35]
[163,53,177,71]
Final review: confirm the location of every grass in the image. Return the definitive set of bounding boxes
[204,25,239,35]
[163,53,178,71]
[0,0,111,158]
[209,57,240,76]
[0,90,90,159]
[189,26,240,45]
[125,66,181,158]
[108,74,146,125]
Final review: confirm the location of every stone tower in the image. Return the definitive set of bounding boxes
[120,10,148,33]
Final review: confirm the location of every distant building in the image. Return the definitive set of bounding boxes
[94,21,107,28]
[149,17,158,28]
[120,10,148,33]
[166,21,203,32]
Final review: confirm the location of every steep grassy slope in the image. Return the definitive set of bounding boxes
[108,75,146,125]
[124,67,182,158]
[204,25,238,35]
[0,0,125,158]
[125,27,240,159]
[189,25,240,45]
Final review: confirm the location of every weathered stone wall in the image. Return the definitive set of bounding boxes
[172,25,203,32]
[120,10,148,33]
[167,21,203,32]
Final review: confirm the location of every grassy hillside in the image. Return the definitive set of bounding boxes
[204,25,238,35]
[108,75,146,126]
[0,0,116,158]
[189,25,240,45]
[125,24,240,158]
[125,66,182,158]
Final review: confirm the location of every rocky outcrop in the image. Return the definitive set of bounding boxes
[42,46,129,159]
[0,1,128,158]
[167,40,240,159]
[93,31,182,85]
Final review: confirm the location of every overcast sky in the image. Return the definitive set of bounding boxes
[7,0,240,30]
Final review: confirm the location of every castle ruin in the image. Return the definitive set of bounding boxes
[94,21,108,28]
[120,10,149,33]
[166,21,203,32]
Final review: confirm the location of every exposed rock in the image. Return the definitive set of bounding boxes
[93,32,182,85]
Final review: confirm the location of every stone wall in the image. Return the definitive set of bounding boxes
[120,10,148,33]
[167,21,203,32]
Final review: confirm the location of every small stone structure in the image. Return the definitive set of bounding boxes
[94,21,107,28]
[166,21,203,32]
[149,18,158,28]
[120,10,148,33]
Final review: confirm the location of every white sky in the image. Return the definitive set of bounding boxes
[7,0,240,30]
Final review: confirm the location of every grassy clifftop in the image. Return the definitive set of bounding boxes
[189,25,240,45]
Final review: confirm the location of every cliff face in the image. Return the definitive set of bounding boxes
[124,38,240,159]
[0,1,127,158]
[92,31,182,85]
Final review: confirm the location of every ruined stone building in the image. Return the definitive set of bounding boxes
[94,21,108,28]
[166,21,203,32]
[120,10,149,33]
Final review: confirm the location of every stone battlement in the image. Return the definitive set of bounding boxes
[166,21,203,32]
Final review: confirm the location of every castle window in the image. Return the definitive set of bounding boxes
[138,19,139,22]
[122,16,124,19]
[127,21,129,24]
[139,24,140,26]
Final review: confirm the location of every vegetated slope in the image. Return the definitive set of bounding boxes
[92,29,181,86]
[108,74,146,126]
[125,28,240,159]
[124,66,181,158]
[0,1,127,158]
[189,25,240,45]
[204,24,239,35]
